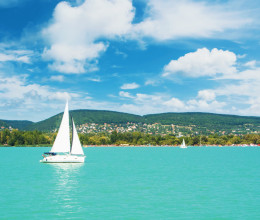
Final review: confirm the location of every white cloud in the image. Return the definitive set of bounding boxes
[0,49,33,64]
[237,54,247,59]
[215,80,260,98]
[87,77,101,82]
[159,47,260,116]
[163,48,237,78]
[42,0,135,73]
[133,0,251,41]
[117,92,228,115]
[120,82,140,89]
[187,99,226,113]
[119,91,134,98]
[164,98,185,109]
[0,75,72,101]
[180,57,260,116]
[145,79,161,86]
[50,75,64,82]
[244,60,256,68]
[244,97,260,115]
[215,67,260,81]
[41,0,256,74]
[115,49,128,58]
[135,93,163,104]
[0,74,80,120]
[197,90,216,101]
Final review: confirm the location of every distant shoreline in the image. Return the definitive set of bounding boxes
[0,144,259,148]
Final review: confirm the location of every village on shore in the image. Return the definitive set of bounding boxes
[1,119,260,147]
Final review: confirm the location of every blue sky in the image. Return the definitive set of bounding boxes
[1,0,260,121]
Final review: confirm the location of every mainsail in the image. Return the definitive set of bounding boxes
[50,101,70,153]
[70,119,84,155]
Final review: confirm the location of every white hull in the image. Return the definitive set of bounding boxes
[180,145,187,148]
[40,155,85,163]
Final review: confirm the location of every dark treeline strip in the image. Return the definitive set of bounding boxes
[0,129,260,146]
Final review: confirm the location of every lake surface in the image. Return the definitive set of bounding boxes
[0,146,260,219]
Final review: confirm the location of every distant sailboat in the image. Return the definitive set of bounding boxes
[40,101,85,163]
[180,139,187,148]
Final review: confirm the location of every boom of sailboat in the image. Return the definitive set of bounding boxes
[40,101,85,163]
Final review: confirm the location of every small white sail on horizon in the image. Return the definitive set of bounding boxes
[180,139,187,148]
[40,101,85,163]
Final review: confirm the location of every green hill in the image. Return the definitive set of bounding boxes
[2,110,260,133]
[144,112,260,127]
[25,110,143,131]
[0,119,34,130]
[0,120,8,128]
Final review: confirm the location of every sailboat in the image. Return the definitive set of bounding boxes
[180,139,187,148]
[40,101,85,163]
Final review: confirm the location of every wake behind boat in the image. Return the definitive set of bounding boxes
[40,101,85,163]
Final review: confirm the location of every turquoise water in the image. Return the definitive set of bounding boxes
[0,147,260,219]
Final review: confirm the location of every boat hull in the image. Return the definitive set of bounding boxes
[40,155,85,163]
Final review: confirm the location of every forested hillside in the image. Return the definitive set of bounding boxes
[1,110,260,134]
[25,110,143,131]
[144,112,260,130]
[0,120,34,130]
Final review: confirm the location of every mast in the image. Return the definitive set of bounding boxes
[70,115,73,154]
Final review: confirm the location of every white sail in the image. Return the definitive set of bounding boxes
[50,101,70,153]
[70,119,84,155]
[180,139,187,148]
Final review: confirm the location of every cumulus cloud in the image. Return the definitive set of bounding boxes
[42,0,135,74]
[133,0,251,41]
[163,48,237,78]
[187,99,226,113]
[120,82,140,89]
[160,47,260,116]
[164,49,260,116]
[41,0,254,74]
[164,98,185,109]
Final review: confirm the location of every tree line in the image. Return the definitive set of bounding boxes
[0,129,52,146]
[0,129,260,146]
